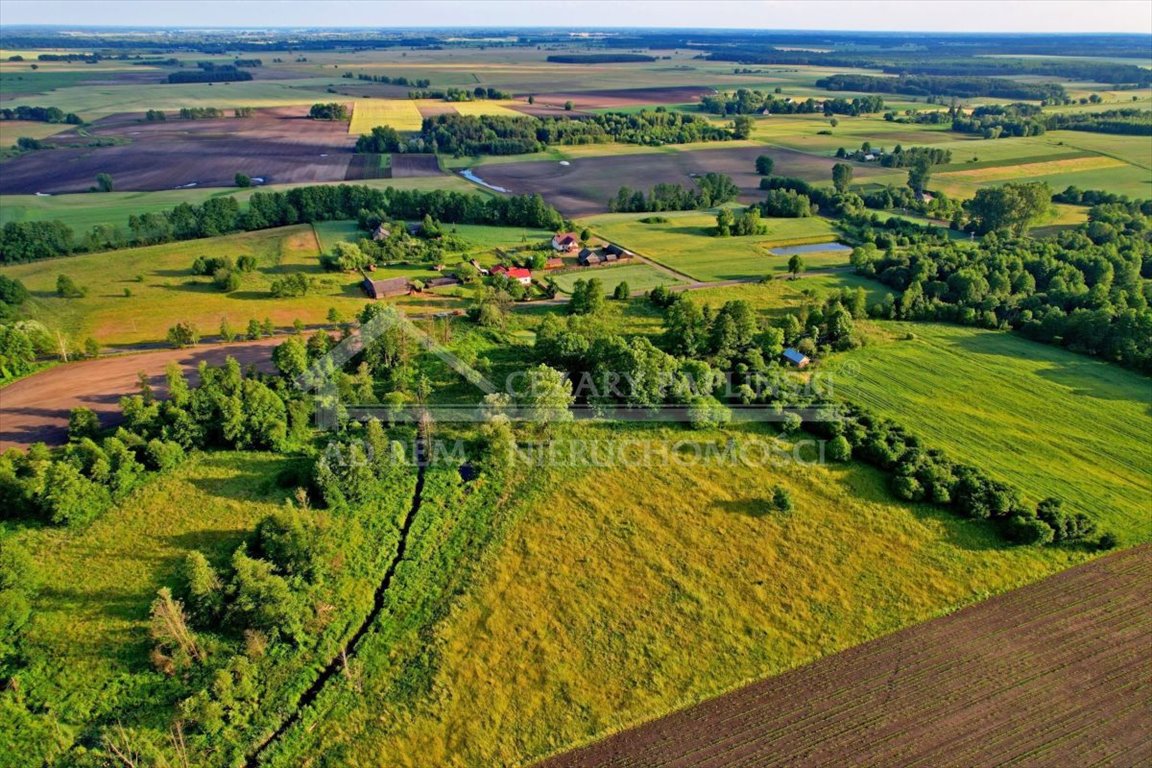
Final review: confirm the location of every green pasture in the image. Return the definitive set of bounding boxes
[835,322,1152,543]
[583,210,842,282]
[549,262,686,294]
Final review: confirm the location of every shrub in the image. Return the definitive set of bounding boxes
[687,396,731,430]
[826,435,852,462]
[771,485,793,512]
[56,274,86,298]
[67,407,101,442]
[166,322,200,349]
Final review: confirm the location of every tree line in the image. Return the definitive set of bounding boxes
[0,105,82,124]
[356,110,737,156]
[815,74,1067,102]
[607,173,740,213]
[849,192,1152,372]
[167,65,253,84]
[699,89,885,116]
[0,184,564,264]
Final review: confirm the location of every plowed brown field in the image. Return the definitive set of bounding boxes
[539,545,1152,768]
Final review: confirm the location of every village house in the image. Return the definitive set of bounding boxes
[551,232,581,252]
[371,224,391,241]
[544,257,565,269]
[577,247,603,266]
[782,348,810,368]
[491,264,533,285]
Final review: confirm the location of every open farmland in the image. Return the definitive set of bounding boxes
[541,544,1152,768]
[348,99,425,132]
[0,224,458,345]
[835,322,1152,543]
[584,210,842,281]
[0,106,357,194]
[549,262,688,294]
[475,145,890,217]
[0,338,280,450]
[270,422,1092,767]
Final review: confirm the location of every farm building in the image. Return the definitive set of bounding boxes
[604,244,634,259]
[782,348,810,368]
[372,224,391,241]
[362,275,411,299]
[578,247,603,266]
[545,257,565,269]
[552,232,581,252]
[492,265,533,285]
[425,275,463,289]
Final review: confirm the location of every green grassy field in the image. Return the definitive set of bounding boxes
[582,211,843,281]
[0,220,562,345]
[285,421,1090,767]
[1,451,292,765]
[549,262,687,294]
[835,322,1152,543]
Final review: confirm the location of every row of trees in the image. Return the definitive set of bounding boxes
[0,184,564,263]
[850,194,1152,371]
[815,74,1067,102]
[372,110,738,156]
[340,71,431,87]
[167,65,252,84]
[0,105,82,124]
[607,173,740,213]
[699,88,885,117]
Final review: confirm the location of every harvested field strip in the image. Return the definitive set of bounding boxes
[539,545,1152,768]
[936,155,1127,182]
[349,99,424,133]
[448,100,525,117]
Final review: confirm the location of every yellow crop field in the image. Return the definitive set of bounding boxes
[936,155,1127,183]
[449,100,525,117]
[348,99,425,133]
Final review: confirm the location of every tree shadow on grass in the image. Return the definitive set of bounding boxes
[184,454,294,503]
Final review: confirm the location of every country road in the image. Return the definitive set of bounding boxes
[0,338,280,451]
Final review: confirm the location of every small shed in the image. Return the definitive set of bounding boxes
[544,257,565,269]
[782,348,810,368]
[372,224,391,241]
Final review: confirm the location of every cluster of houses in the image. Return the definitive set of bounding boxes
[551,232,635,266]
[359,230,638,300]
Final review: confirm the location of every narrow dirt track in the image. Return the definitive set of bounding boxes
[538,545,1152,768]
[0,339,280,451]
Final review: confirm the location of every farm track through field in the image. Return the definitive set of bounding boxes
[246,432,430,767]
[538,544,1152,768]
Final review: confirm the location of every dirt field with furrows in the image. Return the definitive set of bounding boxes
[0,339,280,450]
[528,86,716,109]
[389,153,444,177]
[476,145,890,217]
[539,544,1152,768]
[0,106,356,193]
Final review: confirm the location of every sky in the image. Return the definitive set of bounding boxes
[1,0,1151,34]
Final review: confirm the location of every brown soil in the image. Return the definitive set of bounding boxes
[538,545,1152,768]
[0,339,280,450]
[389,154,444,177]
[416,103,458,118]
[0,106,356,193]
[476,145,889,217]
